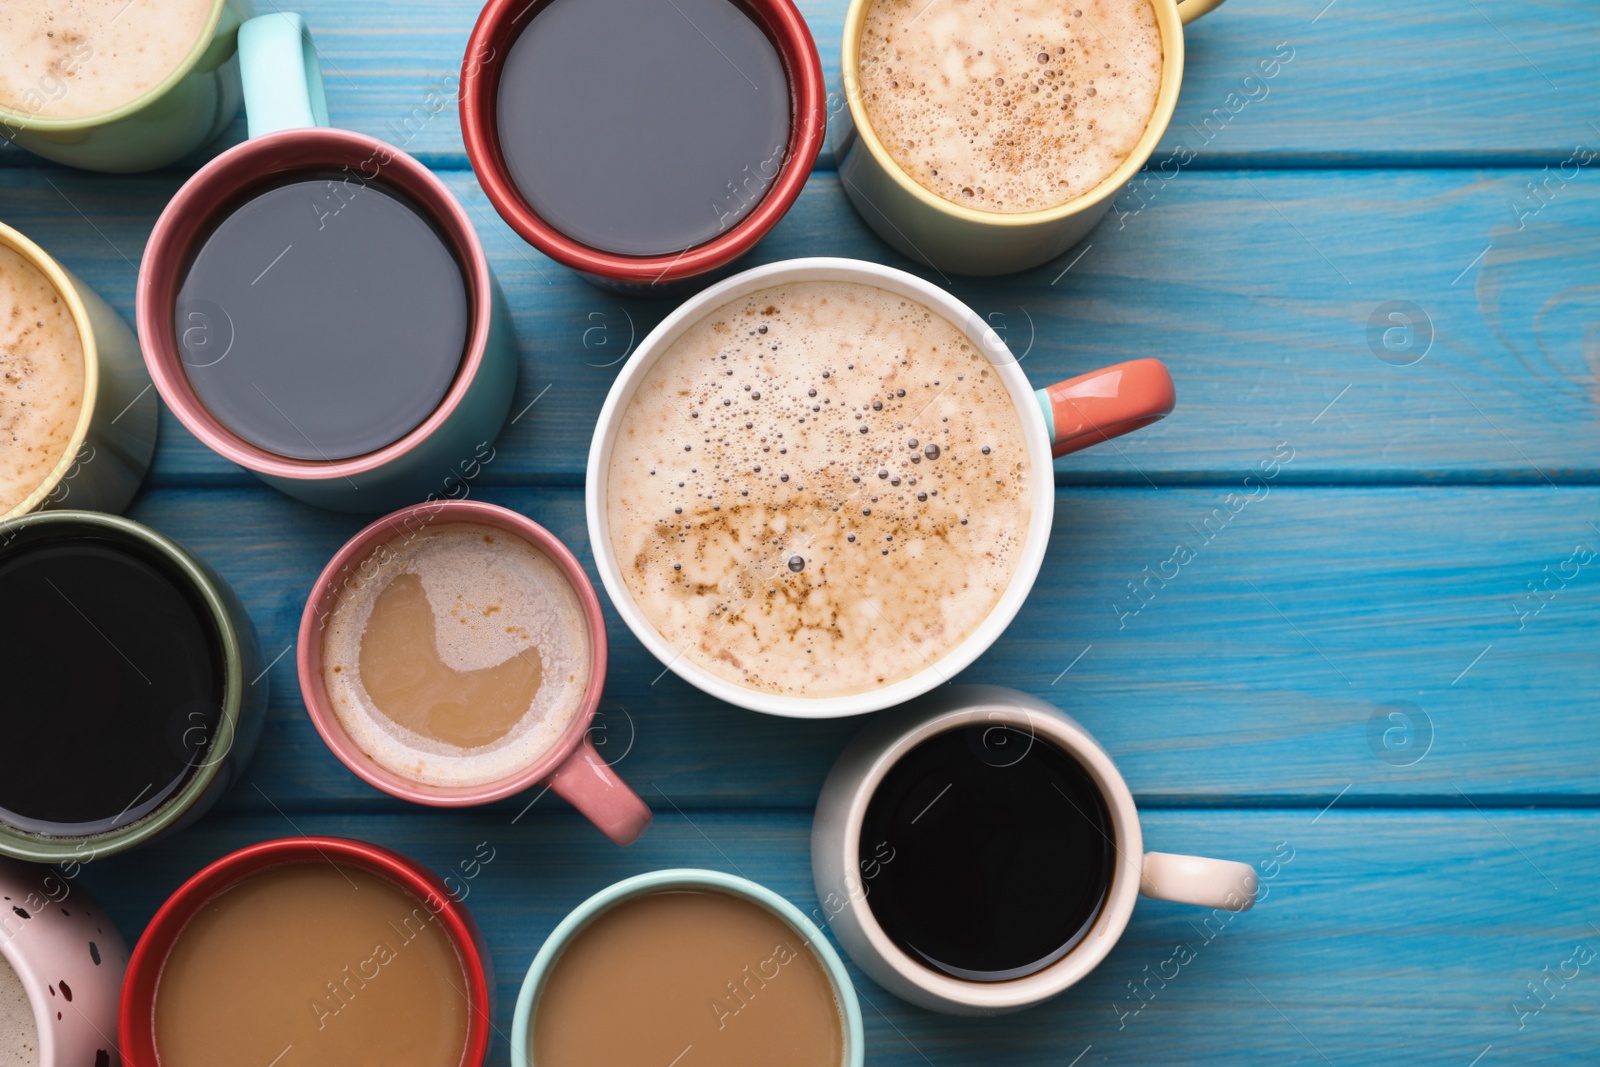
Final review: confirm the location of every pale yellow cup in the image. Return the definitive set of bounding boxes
[0,222,157,521]
[836,0,1226,275]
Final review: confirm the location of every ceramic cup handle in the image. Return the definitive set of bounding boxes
[1140,851,1258,911]
[238,12,330,138]
[547,734,653,846]
[1035,357,1176,458]
[1176,0,1227,25]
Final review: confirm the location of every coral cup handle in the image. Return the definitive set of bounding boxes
[547,734,653,846]
[1036,358,1176,458]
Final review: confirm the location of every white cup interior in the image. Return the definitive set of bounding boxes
[585,257,1057,718]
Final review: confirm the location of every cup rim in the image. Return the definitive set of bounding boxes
[833,700,1145,1011]
[583,256,1057,718]
[116,836,493,1067]
[0,222,102,522]
[459,0,827,284]
[510,868,866,1067]
[136,127,496,482]
[0,0,230,130]
[296,499,609,806]
[838,0,1187,228]
[0,855,127,1067]
[0,510,247,862]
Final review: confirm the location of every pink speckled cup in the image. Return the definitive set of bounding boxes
[0,856,129,1067]
[297,500,650,845]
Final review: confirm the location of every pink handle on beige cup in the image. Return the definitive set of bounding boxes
[296,500,651,845]
[1037,358,1176,459]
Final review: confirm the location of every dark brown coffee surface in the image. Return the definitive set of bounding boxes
[496,0,792,256]
[175,174,468,461]
[860,725,1114,980]
[0,527,222,836]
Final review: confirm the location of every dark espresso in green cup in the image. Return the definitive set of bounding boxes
[0,511,265,861]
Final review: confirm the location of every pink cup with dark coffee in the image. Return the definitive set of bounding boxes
[297,500,651,845]
[138,14,518,514]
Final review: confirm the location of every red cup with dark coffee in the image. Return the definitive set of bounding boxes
[460,0,825,294]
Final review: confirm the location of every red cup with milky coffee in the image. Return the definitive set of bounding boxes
[118,837,495,1067]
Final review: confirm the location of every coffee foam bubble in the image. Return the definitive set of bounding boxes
[0,953,38,1067]
[858,0,1162,213]
[607,280,1032,699]
[320,523,590,789]
[0,0,216,120]
[0,243,84,515]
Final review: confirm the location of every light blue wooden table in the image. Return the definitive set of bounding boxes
[5,0,1598,1063]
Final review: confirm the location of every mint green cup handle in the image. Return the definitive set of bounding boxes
[238,13,330,137]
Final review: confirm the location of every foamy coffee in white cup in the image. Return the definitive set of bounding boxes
[0,0,217,120]
[857,0,1163,213]
[606,280,1033,700]
[588,257,1178,718]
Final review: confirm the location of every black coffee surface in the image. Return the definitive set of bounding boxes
[175,174,469,461]
[0,530,225,835]
[496,0,792,256]
[859,725,1114,981]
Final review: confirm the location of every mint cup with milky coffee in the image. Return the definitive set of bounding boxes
[586,257,1175,717]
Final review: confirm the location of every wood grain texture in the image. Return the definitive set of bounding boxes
[2,0,1595,170]
[2,2,1594,1065]
[77,810,1600,1067]
[124,483,1600,812]
[3,167,1597,485]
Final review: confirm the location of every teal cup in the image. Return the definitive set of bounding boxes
[0,0,251,173]
[512,869,866,1067]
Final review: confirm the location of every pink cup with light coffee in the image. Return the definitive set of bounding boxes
[297,500,650,845]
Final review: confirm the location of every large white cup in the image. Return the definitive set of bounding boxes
[585,258,1175,718]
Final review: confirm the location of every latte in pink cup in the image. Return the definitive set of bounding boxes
[298,500,650,845]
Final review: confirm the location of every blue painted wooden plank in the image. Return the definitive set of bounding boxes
[2,0,1595,170]
[78,809,1600,1067]
[120,483,1600,811]
[4,167,1595,485]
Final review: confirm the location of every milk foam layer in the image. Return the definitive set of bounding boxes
[321,523,591,788]
[0,243,84,515]
[607,281,1031,698]
[858,0,1162,213]
[0,0,215,121]
[0,953,38,1067]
